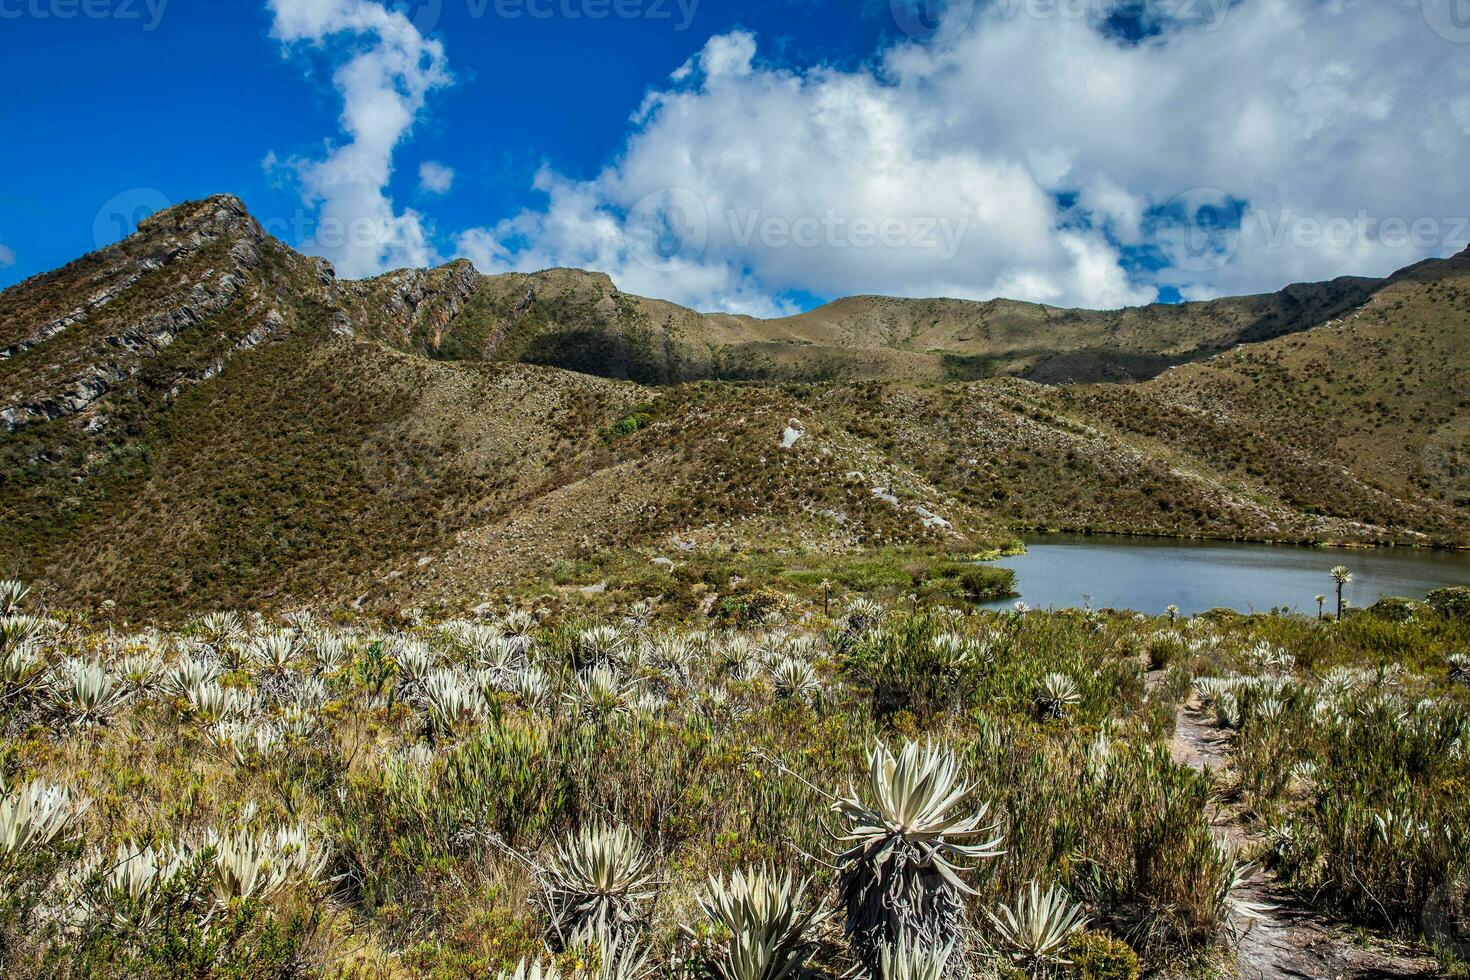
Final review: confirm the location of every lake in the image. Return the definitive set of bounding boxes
[980,535,1470,615]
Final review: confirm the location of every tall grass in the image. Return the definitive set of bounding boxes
[0,587,1464,976]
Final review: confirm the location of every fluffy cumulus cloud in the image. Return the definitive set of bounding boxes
[274,0,1470,310]
[458,0,1470,311]
[418,161,455,195]
[455,26,1152,315]
[265,0,451,278]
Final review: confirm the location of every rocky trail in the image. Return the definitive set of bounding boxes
[1159,679,1440,980]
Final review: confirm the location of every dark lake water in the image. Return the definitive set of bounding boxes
[980,535,1470,615]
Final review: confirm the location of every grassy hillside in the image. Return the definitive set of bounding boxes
[407,261,1387,385]
[0,196,1465,615]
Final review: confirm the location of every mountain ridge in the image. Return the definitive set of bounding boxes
[1,194,1465,615]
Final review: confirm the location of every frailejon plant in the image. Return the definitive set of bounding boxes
[540,822,657,943]
[878,931,955,980]
[0,778,87,863]
[1449,652,1469,686]
[511,665,553,705]
[78,842,190,928]
[249,631,297,675]
[577,626,624,669]
[115,653,162,695]
[422,668,489,737]
[844,599,885,635]
[203,823,329,906]
[596,928,655,980]
[1331,565,1353,620]
[770,657,819,702]
[831,740,1004,967]
[694,865,827,980]
[498,960,563,980]
[569,665,638,718]
[193,611,244,652]
[0,644,43,707]
[185,680,257,723]
[985,881,1089,968]
[394,638,438,684]
[0,580,30,616]
[164,654,222,700]
[209,720,284,767]
[1034,672,1080,720]
[0,613,47,650]
[47,659,132,728]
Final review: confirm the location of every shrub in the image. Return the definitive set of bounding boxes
[840,612,986,720]
[1065,931,1141,980]
[540,822,656,944]
[1428,587,1470,620]
[602,411,654,443]
[958,566,1016,600]
[1143,633,1185,671]
[1366,596,1423,622]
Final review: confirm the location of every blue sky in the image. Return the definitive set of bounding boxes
[0,0,906,290]
[2,0,1468,314]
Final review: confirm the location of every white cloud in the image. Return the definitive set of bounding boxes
[884,0,1470,300]
[455,1,1469,311]
[265,0,451,278]
[419,161,455,195]
[455,26,1153,313]
[0,243,14,269]
[271,0,1469,311]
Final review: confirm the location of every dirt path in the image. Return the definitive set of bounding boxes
[1154,676,1439,980]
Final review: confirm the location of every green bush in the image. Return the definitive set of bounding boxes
[1066,931,1141,980]
[959,565,1017,600]
[1428,587,1470,620]
[1266,692,1470,931]
[1367,596,1424,622]
[1144,632,1185,670]
[602,410,654,442]
[839,611,984,720]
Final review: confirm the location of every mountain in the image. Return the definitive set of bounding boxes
[1,195,1465,614]
[339,249,1384,386]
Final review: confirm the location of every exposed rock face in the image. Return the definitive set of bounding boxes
[0,195,1465,614]
[349,259,484,353]
[0,196,280,430]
